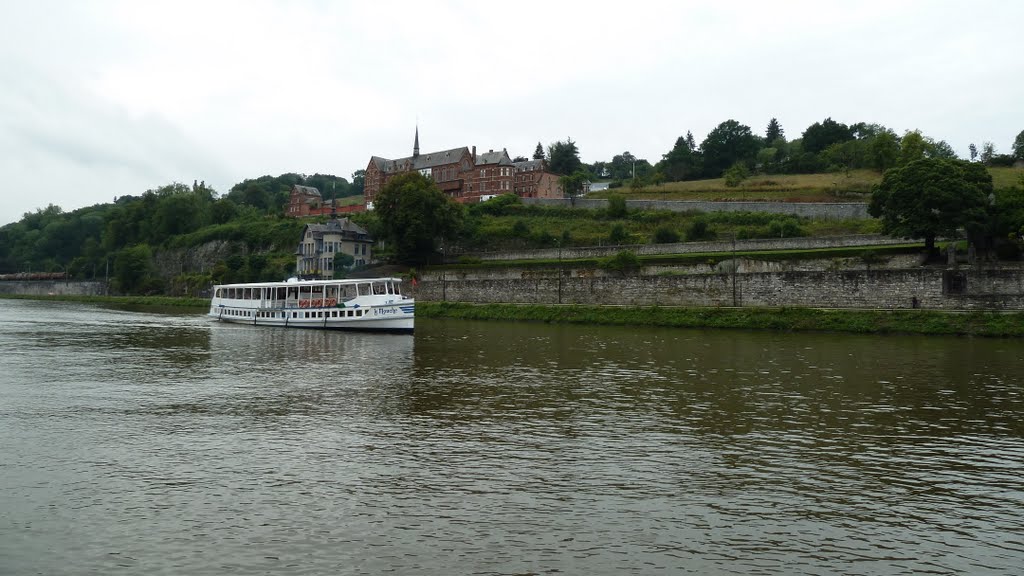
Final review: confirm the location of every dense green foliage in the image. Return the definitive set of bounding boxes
[417,302,1024,337]
[548,138,583,175]
[0,174,339,294]
[869,158,992,253]
[580,117,1021,186]
[227,173,356,213]
[374,172,465,265]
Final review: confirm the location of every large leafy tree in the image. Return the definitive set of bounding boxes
[802,117,854,154]
[548,138,582,175]
[1013,130,1024,160]
[699,119,759,178]
[373,172,464,265]
[870,130,901,172]
[868,158,992,254]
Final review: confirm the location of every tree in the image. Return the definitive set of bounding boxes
[868,158,992,255]
[333,252,355,278]
[558,171,589,204]
[1013,130,1024,160]
[969,143,979,162]
[658,136,698,181]
[350,170,366,196]
[511,155,528,162]
[926,139,958,160]
[899,131,927,165]
[113,244,154,294]
[765,118,784,143]
[823,140,867,175]
[533,142,546,160]
[980,142,996,164]
[723,162,749,187]
[699,120,759,178]
[870,130,900,172]
[548,138,582,175]
[802,118,853,154]
[373,172,465,265]
[685,131,696,151]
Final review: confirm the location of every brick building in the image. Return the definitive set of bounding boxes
[295,219,373,279]
[287,184,365,218]
[364,129,517,207]
[512,159,563,199]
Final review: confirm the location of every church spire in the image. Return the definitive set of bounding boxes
[413,125,420,157]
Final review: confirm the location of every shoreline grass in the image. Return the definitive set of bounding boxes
[417,301,1024,338]
[0,293,209,309]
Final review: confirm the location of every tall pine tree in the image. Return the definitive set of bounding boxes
[766,118,783,142]
[533,142,545,160]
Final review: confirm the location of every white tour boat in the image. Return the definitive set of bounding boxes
[208,277,414,333]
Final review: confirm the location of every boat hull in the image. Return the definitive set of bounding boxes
[208,304,414,333]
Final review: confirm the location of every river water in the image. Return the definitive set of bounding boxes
[1,299,1022,575]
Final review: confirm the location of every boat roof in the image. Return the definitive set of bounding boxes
[213,277,404,289]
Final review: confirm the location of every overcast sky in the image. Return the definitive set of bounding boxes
[2,0,1022,225]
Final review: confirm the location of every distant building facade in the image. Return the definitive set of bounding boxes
[295,219,373,279]
[287,184,365,219]
[513,159,563,199]
[364,129,517,207]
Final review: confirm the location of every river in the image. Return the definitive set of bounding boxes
[1,299,1022,575]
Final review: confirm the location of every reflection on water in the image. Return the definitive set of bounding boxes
[0,300,1022,575]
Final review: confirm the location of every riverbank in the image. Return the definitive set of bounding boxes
[0,293,209,309]
[6,293,1022,337]
[417,301,1024,337]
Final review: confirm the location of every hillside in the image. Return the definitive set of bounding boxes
[589,167,1023,203]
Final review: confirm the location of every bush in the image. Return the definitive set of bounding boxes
[607,180,623,189]
[472,193,522,216]
[723,162,749,187]
[607,224,629,244]
[606,194,627,218]
[766,218,807,238]
[511,219,530,238]
[598,250,640,274]
[653,226,680,244]
[685,218,716,241]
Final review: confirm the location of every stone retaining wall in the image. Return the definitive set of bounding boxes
[414,265,1024,311]
[0,281,106,297]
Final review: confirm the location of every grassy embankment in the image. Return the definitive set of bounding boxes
[418,301,1024,337]
[442,243,924,271]
[588,167,1024,202]
[464,201,882,251]
[0,293,209,309]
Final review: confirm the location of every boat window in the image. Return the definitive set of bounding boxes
[326,286,338,299]
[372,283,385,295]
[341,285,357,301]
[358,284,370,296]
[243,288,251,299]
[215,289,222,298]
[393,283,401,296]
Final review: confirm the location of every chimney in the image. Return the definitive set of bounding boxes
[472,146,476,162]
